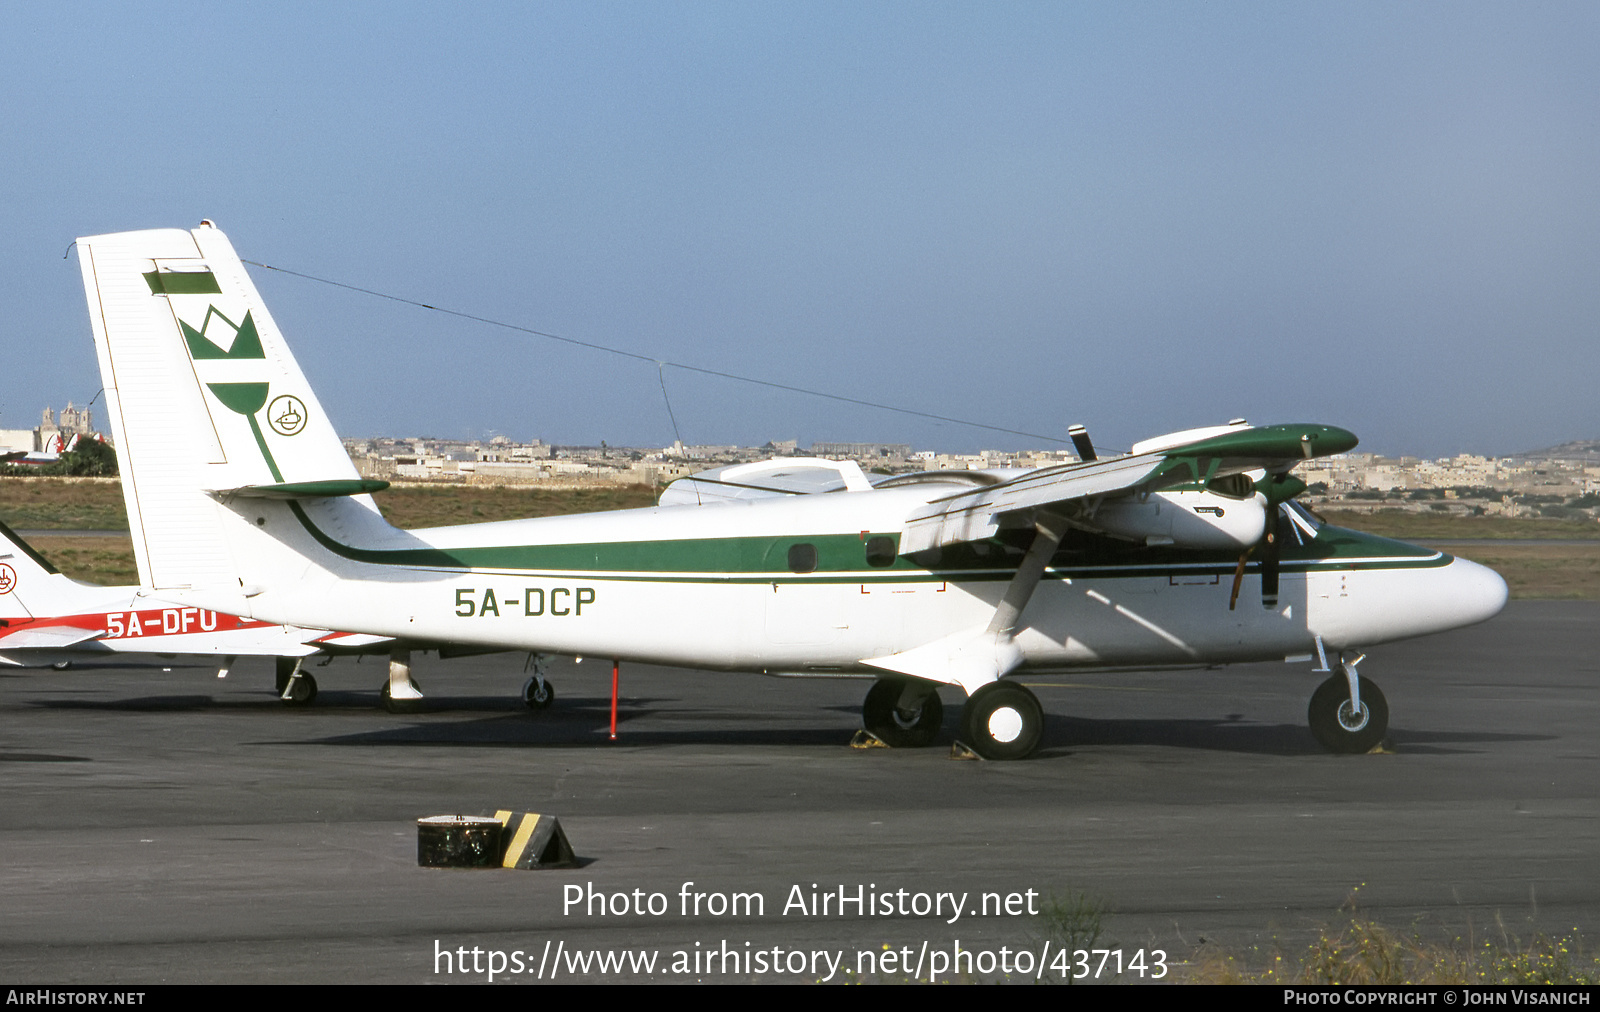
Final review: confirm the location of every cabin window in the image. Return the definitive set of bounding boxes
[864,536,896,568]
[787,543,818,574]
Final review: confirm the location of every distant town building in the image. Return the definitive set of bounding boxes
[810,442,911,463]
[326,429,1600,522]
[36,402,97,452]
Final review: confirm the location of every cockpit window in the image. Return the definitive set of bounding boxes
[1207,473,1257,499]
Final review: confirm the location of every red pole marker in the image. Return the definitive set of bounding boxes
[610,660,619,740]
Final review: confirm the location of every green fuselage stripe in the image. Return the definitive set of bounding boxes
[282,503,1449,583]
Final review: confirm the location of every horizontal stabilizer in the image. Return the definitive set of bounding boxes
[214,479,391,500]
[0,624,104,650]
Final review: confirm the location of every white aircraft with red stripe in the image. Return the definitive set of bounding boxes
[0,518,387,697]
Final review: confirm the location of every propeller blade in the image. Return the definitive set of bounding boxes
[1067,424,1097,463]
[1261,511,1281,609]
[1251,472,1305,609]
[1228,551,1249,611]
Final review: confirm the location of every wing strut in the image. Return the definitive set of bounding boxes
[987,511,1069,638]
[862,511,1068,692]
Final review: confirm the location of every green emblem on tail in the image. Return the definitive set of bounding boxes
[204,382,285,481]
[180,308,266,360]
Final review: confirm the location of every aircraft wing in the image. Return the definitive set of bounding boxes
[899,422,1357,554]
[660,457,872,506]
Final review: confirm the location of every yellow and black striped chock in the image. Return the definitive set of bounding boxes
[492,810,578,869]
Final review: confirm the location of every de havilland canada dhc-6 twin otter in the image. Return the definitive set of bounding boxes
[70,222,1508,760]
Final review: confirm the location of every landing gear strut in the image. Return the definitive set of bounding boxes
[958,681,1043,760]
[861,678,943,747]
[276,657,317,706]
[522,653,555,711]
[381,646,423,712]
[1308,670,1388,754]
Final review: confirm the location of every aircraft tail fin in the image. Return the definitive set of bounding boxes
[0,519,83,621]
[76,222,386,598]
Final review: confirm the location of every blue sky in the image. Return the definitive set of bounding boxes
[3,3,1597,457]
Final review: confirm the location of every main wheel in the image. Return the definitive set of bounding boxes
[522,676,555,711]
[862,678,943,747]
[1308,674,1388,754]
[959,681,1043,760]
[283,672,317,706]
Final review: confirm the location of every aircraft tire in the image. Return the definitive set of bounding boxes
[522,675,555,711]
[283,672,318,706]
[959,681,1042,760]
[1308,674,1387,754]
[52,660,72,671]
[862,678,942,747]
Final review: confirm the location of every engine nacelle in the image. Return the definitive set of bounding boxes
[1089,489,1266,551]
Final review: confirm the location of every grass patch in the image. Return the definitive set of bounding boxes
[1187,915,1600,985]
[1322,509,1600,541]
[0,477,127,529]
[26,535,139,585]
[1034,888,1117,983]
[373,483,658,528]
[0,477,660,532]
[1447,544,1600,600]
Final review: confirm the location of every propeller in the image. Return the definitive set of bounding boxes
[1067,424,1097,463]
[1229,471,1308,611]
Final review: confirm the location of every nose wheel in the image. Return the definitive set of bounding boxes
[1308,673,1388,753]
[522,675,555,710]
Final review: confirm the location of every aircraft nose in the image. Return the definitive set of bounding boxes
[1442,555,1509,628]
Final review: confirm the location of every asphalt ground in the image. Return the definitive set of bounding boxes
[0,600,1595,984]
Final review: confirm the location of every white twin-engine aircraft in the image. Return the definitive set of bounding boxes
[74,222,1508,759]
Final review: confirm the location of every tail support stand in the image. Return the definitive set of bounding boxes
[384,646,424,712]
[609,660,620,740]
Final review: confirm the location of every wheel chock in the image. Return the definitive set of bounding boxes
[949,740,983,760]
[492,810,578,869]
[849,729,889,749]
[417,815,504,868]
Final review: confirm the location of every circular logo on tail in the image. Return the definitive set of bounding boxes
[0,563,16,595]
[268,395,308,436]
